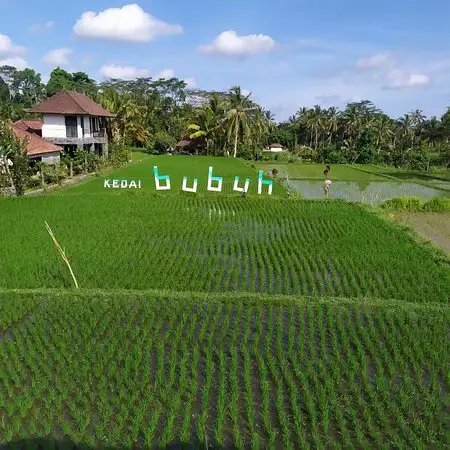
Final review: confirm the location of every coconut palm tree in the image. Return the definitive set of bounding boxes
[397,114,415,148]
[100,89,149,144]
[324,106,339,145]
[305,105,326,150]
[225,87,257,158]
[188,104,221,155]
[373,115,395,154]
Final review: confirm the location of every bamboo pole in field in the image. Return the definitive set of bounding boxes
[45,221,79,289]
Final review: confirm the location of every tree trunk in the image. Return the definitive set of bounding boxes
[233,123,239,158]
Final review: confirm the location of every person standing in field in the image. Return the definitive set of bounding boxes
[323,165,331,197]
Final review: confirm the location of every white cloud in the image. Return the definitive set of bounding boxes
[156,68,175,79]
[353,52,431,90]
[155,69,196,88]
[42,48,72,66]
[0,57,28,69]
[73,3,183,42]
[29,21,55,34]
[384,69,430,90]
[0,33,26,56]
[99,65,196,87]
[356,52,394,69]
[201,31,276,57]
[184,77,196,89]
[99,64,150,79]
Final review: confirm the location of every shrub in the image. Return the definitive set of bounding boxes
[153,131,177,154]
[109,142,131,168]
[27,175,41,189]
[273,152,290,163]
[423,197,450,212]
[381,197,423,212]
[381,196,450,212]
[40,164,68,185]
[293,145,317,161]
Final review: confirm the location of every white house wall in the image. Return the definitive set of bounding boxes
[264,148,284,153]
[39,152,61,165]
[43,115,96,139]
[42,115,68,139]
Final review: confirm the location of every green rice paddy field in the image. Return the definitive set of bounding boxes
[1,195,449,301]
[0,291,448,449]
[254,162,385,181]
[62,156,285,196]
[0,156,449,448]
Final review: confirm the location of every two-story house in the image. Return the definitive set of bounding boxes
[27,90,115,158]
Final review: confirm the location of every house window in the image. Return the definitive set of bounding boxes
[65,116,78,138]
[80,117,85,137]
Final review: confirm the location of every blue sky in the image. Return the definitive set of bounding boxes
[0,0,449,120]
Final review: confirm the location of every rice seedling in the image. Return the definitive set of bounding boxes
[0,289,440,447]
[1,195,449,303]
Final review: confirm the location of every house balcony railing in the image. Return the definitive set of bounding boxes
[91,130,106,138]
[46,135,107,146]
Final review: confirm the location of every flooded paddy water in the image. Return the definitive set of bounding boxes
[287,180,450,205]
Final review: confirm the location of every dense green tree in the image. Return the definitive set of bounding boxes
[0,66,17,90]
[46,69,95,97]
[46,68,74,96]
[10,68,45,108]
[0,77,9,102]
[72,72,96,96]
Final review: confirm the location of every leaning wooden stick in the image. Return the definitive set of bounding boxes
[45,221,79,289]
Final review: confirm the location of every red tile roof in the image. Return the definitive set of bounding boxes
[12,125,62,156]
[13,119,42,133]
[270,143,283,148]
[176,140,191,147]
[28,91,116,117]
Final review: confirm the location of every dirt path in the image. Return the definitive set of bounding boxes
[395,212,450,255]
